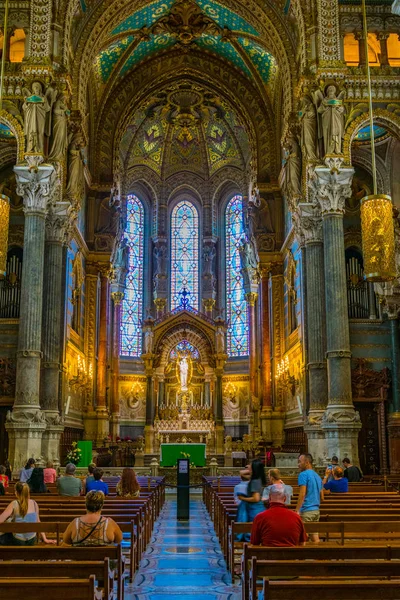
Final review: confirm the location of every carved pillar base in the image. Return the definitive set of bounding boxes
[271,409,285,447]
[215,424,225,455]
[83,409,98,442]
[6,418,46,471]
[96,408,110,443]
[304,412,327,463]
[110,414,120,440]
[144,424,154,454]
[260,407,273,441]
[388,413,400,474]
[41,421,64,467]
[322,414,361,463]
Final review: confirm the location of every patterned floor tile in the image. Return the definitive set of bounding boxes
[125,498,241,600]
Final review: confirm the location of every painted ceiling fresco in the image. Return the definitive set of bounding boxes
[94,0,276,87]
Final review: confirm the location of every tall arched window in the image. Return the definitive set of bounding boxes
[170,200,199,310]
[225,195,249,357]
[121,194,144,357]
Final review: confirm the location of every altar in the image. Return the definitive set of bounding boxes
[160,443,206,467]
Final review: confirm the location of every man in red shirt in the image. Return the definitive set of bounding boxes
[250,484,307,547]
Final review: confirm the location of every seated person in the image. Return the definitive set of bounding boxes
[82,463,96,494]
[251,484,306,547]
[323,466,348,493]
[86,468,109,495]
[116,468,140,498]
[43,461,57,484]
[0,482,55,545]
[0,465,9,489]
[342,458,363,482]
[62,491,123,546]
[27,468,48,494]
[57,463,82,496]
[262,468,293,507]
[19,458,35,482]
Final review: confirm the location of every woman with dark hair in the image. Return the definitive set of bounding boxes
[116,468,140,498]
[27,468,48,494]
[62,491,123,546]
[237,458,267,522]
[19,458,35,483]
[5,460,12,482]
[0,482,55,545]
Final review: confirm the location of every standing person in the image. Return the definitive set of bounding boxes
[19,458,35,482]
[251,484,306,547]
[43,461,57,485]
[342,458,363,482]
[5,460,12,482]
[234,471,250,541]
[116,468,140,498]
[57,463,82,496]
[27,468,48,494]
[0,482,55,545]
[262,469,293,507]
[323,466,348,493]
[296,453,323,543]
[86,468,109,496]
[62,491,123,546]
[236,458,266,522]
[0,465,9,489]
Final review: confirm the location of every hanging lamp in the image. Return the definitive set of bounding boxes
[0,0,10,278]
[360,0,396,282]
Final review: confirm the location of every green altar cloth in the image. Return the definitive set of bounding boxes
[160,443,206,467]
[76,441,93,468]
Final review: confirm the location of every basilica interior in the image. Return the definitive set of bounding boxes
[1,0,400,478]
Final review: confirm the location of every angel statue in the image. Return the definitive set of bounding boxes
[299,92,319,161]
[22,82,52,154]
[316,85,346,156]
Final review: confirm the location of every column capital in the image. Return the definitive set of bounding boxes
[14,157,57,216]
[245,292,258,306]
[377,31,390,41]
[45,202,70,244]
[295,203,324,245]
[313,157,354,215]
[111,291,124,306]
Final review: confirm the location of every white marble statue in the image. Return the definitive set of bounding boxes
[317,86,346,156]
[48,94,70,161]
[144,327,154,354]
[179,357,189,390]
[22,82,51,154]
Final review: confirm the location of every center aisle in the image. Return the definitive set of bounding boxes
[126,496,241,600]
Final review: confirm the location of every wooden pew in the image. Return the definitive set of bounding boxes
[261,579,400,600]
[250,558,400,600]
[0,575,101,600]
[0,543,126,600]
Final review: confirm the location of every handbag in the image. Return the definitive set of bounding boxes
[72,515,104,546]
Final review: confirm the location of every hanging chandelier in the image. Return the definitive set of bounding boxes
[360,0,396,282]
[0,194,10,277]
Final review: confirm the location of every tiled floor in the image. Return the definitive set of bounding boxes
[126,496,241,599]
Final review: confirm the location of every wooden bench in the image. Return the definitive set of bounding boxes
[0,575,102,599]
[261,579,400,600]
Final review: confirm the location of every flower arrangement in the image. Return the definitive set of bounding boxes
[66,441,82,465]
[180,451,196,468]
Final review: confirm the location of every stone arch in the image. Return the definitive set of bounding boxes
[344,109,400,164]
[154,322,215,367]
[0,110,24,163]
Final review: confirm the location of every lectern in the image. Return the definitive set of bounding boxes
[177,458,190,520]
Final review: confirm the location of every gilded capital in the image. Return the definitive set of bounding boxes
[245,292,258,306]
[111,291,124,306]
[203,298,216,312]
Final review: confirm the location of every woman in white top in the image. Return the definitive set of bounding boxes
[62,490,123,546]
[262,468,293,506]
[0,482,55,545]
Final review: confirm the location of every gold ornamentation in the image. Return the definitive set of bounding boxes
[203,298,215,312]
[153,0,221,45]
[361,194,396,282]
[111,291,124,305]
[0,194,10,277]
[245,292,258,306]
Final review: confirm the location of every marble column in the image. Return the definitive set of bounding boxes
[96,265,110,441]
[246,291,260,436]
[259,268,273,440]
[315,157,361,461]
[378,32,390,66]
[355,31,367,66]
[41,203,70,465]
[298,204,328,460]
[388,316,400,472]
[142,354,155,454]
[214,354,227,455]
[158,378,165,409]
[110,291,124,440]
[6,157,56,469]
[269,263,285,447]
[204,379,211,407]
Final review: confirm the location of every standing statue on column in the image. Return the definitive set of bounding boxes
[144,326,154,354]
[282,132,302,200]
[216,325,225,354]
[48,94,70,161]
[153,244,167,276]
[299,93,319,161]
[202,244,216,276]
[22,82,51,154]
[316,86,346,156]
[66,131,85,201]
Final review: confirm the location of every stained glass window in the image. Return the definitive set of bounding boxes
[170,340,200,361]
[121,194,144,357]
[226,195,249,356]
[170,200,199,310]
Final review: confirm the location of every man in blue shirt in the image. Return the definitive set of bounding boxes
[86,467,109,495]
[296,453,323,543]
[323,466,349,493]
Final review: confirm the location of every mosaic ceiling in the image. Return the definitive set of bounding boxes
[94,0,277,87]
[119,86,250,178]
